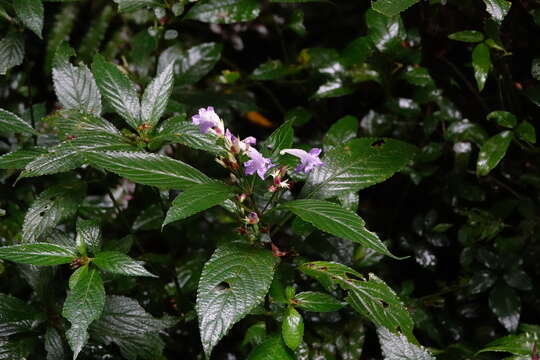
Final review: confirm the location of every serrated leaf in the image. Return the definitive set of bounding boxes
[159,43,223,86]
[448,30,485,43]
[372,0,420,17]
[0,294,39,322]
[132,204,164,231]
[76,219,102,255]
[260,120,294,157]
[62,265,105,359]
[93,251,156,277]
[476,130,512,176]
[13,0,44,38]
[323,115,358,152]
[141,63,174,127]
[0,243,76,265]
[0,338,35,359]
[0,148,47,169]
[0,108,37,135]
[51,110,122,138]
[92,54,141,130]
[113,0,161,12]
[282,306,303,350]
[300,262,415,343]
[90,296,176,360]
[302,138,416,199]
[247,335,295,360]
[489,283,521,332]
[377,327,435,360]
[22,184,85,242]
[0,32,25,75]
[163,183,235,227]
[282,200,395,258]
[366,9,406,53]
[477,324,540,356]
[150,116,224,154]
[197,242,278,358]
[293,291,344,312]
[185,0,261,24]
[86,151,212,189]
[45,327,68,360]
[483,0,511,24]
[472,43,491,92]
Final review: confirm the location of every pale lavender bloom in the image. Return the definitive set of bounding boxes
[192,106,223,135]
[226,129,257,153]
[244,147,274,180]
[280,148,324,174]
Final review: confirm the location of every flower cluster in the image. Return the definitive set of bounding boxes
[192,107,324,181]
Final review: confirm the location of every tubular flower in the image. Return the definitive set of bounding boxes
[191,106,224,135]
[225,129,256,154]
[244,147,274,180]
[280,148,324,174]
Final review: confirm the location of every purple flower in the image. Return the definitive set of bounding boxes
[191,106,224,135]
[225,129,257,153]
[244,147,274,180]
[280,148,324,174]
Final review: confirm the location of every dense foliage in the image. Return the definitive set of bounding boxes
[0,0,539,359]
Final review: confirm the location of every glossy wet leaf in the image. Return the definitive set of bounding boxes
[141,63,174,127]
[472,43,491,92]
[448,30,485,43]
[515,121,536,144]
[402,67,434,87]
[92,54,141,130]
[282,306,303,350]
[0,243,76,266]
[504,269,532,291]
[489,283,521,332]
[0,108,37,135]
[476,130,512,176]
[0,148,46,169]
[323,115,358,152]
[294,291,344,312]
[366,9,406,53]
[196,242,278,358]
[487,111,517,129]
[377,327,435,360]
[163,183,235,227]
[86,151,212,189]
[185,0,261,24]
[302,138,417,199]
[260,119,294,157]
[62,265,105,359]
[76,219,102,255]
[372,0,421,17]
[469,270,496,294]
[247,335,295,360]
[0,294,39,323]
[483,0,511,24]
[93,251,155,277]
[282,199,395,258]
[113,0,161,12]
[45,327,68,360]
[0,32,25,74]
[13,0,44,38]
[53,62,102,116]
[477,324,540,356]
[251,60,293,81]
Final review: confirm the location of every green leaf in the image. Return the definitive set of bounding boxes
[0,294,39,322]
[323,115,358,152]
[44,4,77,71]
[366,9,406,53]
[487,111,517,128]
[515,121,536,144]
[21,184,85,242]
[293,291,344,312]
[141,63,174,127]
[62,265,105,359]
[0,148,47,169]
[476,130,512,176]
[90,295,174,359]
[377,327,435,360]
[163,183,235,227]
[472,43,491,92]
[301,138,417,199]
[301,262,415,343]
[483,0,511,24]
[185,0,261,24]
[489,283,521,332]
[92,54,141,130]
[281,307,304,351]
[247,335,295,360]
[261,120,294,158]
[45,327,68,360]
[113,0,161,12]
[53,50,102,115]
[0,108,37,135]
[0,338,35,359]
[372,0,421,17]
[76,219,102,255]
[197,242,278,358]
[150,115,224,154]
[532,58,540,81]
[13,0,44,38]
[281,199,395,258]
[0,32,25,75]
[93,251,156,277]
[86,151,212,189]
[51,110,122,138]
[401,67,435,87]
[0,243,76,265]
[448,30,485,43]
[504,269,532,291]
[159,43,223,86]
[251,60,295,81]
[342,37,374,66]
[477,324,540,356]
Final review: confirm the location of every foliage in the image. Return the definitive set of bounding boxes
[0,0,538,359]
